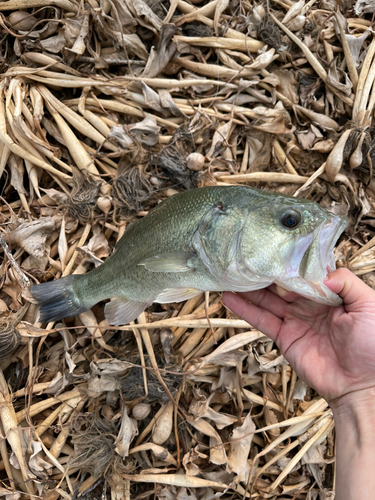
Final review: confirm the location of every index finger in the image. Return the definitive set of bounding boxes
[223,292,282,341]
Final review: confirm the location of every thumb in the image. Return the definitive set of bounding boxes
[324,268,375,311]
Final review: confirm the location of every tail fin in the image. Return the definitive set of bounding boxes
[31,275,88,323]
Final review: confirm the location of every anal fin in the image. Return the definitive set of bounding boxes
[104,297,151,325]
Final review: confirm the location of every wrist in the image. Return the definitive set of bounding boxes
[330,386,375,413]
[330,387,375,442]
[331,387,375,500]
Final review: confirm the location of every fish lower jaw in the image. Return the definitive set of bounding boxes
[274,277,343,306]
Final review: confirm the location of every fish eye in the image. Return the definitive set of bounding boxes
[280,209,301,229]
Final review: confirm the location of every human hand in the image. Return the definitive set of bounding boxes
[223,268,375,405]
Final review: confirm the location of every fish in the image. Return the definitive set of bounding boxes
[31,185,348,325]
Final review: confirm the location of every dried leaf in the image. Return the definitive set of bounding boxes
[199,331,265,368]
[214,0,230,35]
[188,418,227,465]
[354,0,375,14]
[8,217,56,259]
[58,218,68,271]
[227,412,255,482]
[128,115,160,146]
[125,473,228,489]
[115,403,138,459]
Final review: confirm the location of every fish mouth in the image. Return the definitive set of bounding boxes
[320,216,347,273]
[280,214,347,281]
[277,214,347,306]
[299,214,347,282]
[303,214,347,281]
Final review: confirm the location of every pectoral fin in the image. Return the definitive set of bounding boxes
[104,297,152,325]
[155,287,203,303]
[139,252,196,273]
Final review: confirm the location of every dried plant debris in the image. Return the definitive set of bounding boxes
[112,163,155,217]
[68,169,102,224]
[155,116,211,189]
[2,0,375,498]
[258,13,288,51]
[0,312,21,359]
[70,412,136,479]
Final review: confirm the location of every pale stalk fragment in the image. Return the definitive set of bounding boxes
[63,223,92,277]
[129,443,177,465]
[363,78,375,126]
[0,369,34,495]
[121,473,228,489]
[352,36,375,124]
[294,163,326,196]
[0,142,10,180]
[325,128,353,183]
[177,0,264,48]
[24,159,41,199]
[36,85,118,152]
[217,172,308,183]
[118,318,252,330]
[271,13,327,80]
[273,139,298,175]
[109,77,236,89]
[175,0,218,24]
[252,400,329,484]
[58,218,68,272]
[270,14,353,106]
[45,105,99,176]
[16,388,82,422]
[293,104,340,131]
[137,313,176,403]
[68,11,89,56]
[176,57,258,80]
[0,421,15,489]
[335,14,359,91]
[213,0,229,35]
[350,234,375,260]
[353,55,375,126]
[0,0,78,12]
[174,35,261,52]
[22,52,81,76]
[0,82,71,180]
[270,417,334,491]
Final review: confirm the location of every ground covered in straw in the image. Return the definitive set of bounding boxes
[0,0,375,498]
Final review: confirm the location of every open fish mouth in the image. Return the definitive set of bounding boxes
[319,214,348,274]
[298,214,347,282]
[276,213,347,305]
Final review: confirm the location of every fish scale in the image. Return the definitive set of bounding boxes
[31,186,347,325]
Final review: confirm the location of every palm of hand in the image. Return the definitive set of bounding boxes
[223,269,375,403]
[272,298,375,402]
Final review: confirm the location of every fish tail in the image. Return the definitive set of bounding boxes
[31,275,90,323]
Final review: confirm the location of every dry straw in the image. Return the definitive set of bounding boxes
[0,0,374,498]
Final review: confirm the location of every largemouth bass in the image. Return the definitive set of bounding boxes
[31,186,347,325]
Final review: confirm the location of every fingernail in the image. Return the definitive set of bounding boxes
[275,285,288,297]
